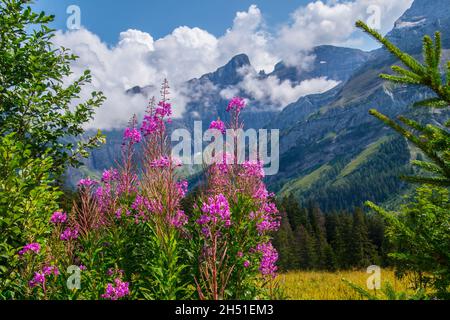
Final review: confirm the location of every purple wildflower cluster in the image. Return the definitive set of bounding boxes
[101,169,119,183]
[29,265,59,288]
[18,243,40,256]
[226,97,246,113]
[102,278,130,300]
[123,127,142,144]
[169,210,188,228]
[254,202,280,234]
[197,194,232,235]
[50,211,67,224]
[209,119,226,134]
[253,183,270,200]
[150,156,171,168]
[77,177,96,187]
[156,101,172,118]
[256,242,278,277]
[141,101,172,136]
[60,227,79,241]
[131,195,163,223]
[240,160,265,178]
[176,180,188,198]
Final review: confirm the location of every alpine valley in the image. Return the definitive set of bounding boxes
[68,0,450,212]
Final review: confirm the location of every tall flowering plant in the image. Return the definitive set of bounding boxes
[70,80,191,299]
[11,84,280,300]
[192,97,281,300]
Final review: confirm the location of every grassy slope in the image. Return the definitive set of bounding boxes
[279,163,332,197]
[338,136,390,179]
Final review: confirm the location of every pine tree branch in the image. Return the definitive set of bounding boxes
[391,65,423,82]
[413,98,449,108]
[400,175,450,187]
[356,21,425,76]
[369,110,450,184]
[380,74,421,85]
[434,32,442,69]
[446,61,450,86]
[411,160,445,175]
[423,35,435,70]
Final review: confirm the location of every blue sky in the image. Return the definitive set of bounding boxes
[34,0,414,130]
[33,0,311,45]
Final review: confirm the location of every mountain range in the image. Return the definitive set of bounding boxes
[70,0,450,211]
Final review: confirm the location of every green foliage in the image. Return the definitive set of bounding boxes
[191,194,275,300]
[0,134,61,295]
[0,1,106,299]
[366,186,450,299]
[273,197,385,272]
[0,0,105,174]
[356,21,450,187]
[357,21,450,299]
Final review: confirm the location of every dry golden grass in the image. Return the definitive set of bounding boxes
[278,269,412,300]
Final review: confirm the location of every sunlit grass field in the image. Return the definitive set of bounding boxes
[278,269,412,300]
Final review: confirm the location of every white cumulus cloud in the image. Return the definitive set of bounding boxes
[237,66,340,108]
[52,0,413,129]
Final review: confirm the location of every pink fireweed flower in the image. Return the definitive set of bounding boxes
[29,265,59,288]
[150,156,171,168]
[198,194,231,227]
[18,243,40,256]
[155,101,172,118]
[241,160,265,178]
[131,195,163,222]
[256,242,278,277]
[60,227,79,241]
[255,202,280,234]
[43,265,59,276]
[243,260,251,268]
[77,178,96,188]
[141,114,163,136]
[101,278,130,300]
[29,272,45,288]
[50,211,67,224]
[226,97,246,113]
[102,169,119,183]
[170,210,188,228]
[176,180,188,198]
[253,183,269,200]
[123,127,141,144]
[209,119,226,134]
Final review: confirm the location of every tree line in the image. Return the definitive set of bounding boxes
[273,195,388,271]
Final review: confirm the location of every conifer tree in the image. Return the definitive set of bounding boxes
[309,206,330,270]
[355,21,450,298]
[350,208,377,268]
[331,212,354,269]
[273,211,297,270]
[356,21,450,187]
[294,225,317,270]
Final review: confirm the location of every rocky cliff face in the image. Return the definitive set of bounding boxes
[387,0,450,53]
[264,0,450,209]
